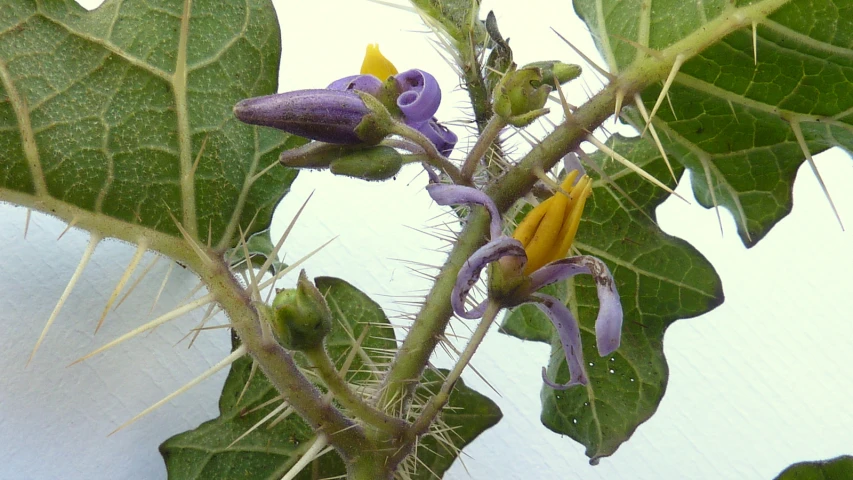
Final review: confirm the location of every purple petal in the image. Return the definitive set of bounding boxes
[327,74,383,97]
[416,119,458,156]
[531,293,588,389]
[452,237,526,319]
[529,256,623,356]
[395,69,441,125]
[234,90,368,144]
[425,184,502,240]
[563,152,586,183]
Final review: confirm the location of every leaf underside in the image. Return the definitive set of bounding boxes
[0,0,296,250]
[162,277,501,479]
[502,135,723,461]
[773,455,853,479]
[575,0,853,246]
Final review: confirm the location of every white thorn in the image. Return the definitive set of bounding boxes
[258,237,337,292]
[95,239,149,333]
[586,134,688,202]
[70,293,215,365]
[550,27,614,80]
[614,90,625,124]
[24,209,31,238]
[228,402,290,448]
[28,233,101,365]
[258,192,314,278]
[150,262,174,313]
[644,53,685,136]
[56,216,79,240]
[279,435,329,480]
[108,345,247,435]
[115,255,161,311]
[752,21,758,65]
[633,93,678,182]
[790,121,844,230]
[238,225,261,302]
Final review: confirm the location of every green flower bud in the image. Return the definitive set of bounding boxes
[522,61,582,87]
[492,65,551,127]
[330,145,403,181]
[270,270,332,351]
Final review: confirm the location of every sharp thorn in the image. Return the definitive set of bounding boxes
[95,239,149,333]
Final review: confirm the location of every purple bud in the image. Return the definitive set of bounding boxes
[395,69,441,125]
[416,118,458,156]
[327,74,384,97]
[234,90,371,144]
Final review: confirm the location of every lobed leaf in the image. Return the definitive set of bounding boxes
[575,0,853,245]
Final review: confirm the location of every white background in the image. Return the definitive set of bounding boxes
[1,0,852,479]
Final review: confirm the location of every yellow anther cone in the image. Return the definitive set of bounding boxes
[361,44,398,79]
[513,170,591,275]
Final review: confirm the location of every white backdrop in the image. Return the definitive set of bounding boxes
[1,1,852,479]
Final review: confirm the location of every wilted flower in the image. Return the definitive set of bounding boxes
[427,154,623,389]
[235,44,457,155]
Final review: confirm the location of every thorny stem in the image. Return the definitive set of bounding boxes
[390,301,502,466]
[303,345,410,436]
[460,115,507,181]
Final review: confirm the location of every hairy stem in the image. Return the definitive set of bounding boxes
[303,345,409,436]
[460,115,507,181]
[391,301,502,466]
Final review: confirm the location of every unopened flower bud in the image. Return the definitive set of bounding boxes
[234,89,388,145]
[330,145,403,181]
[493,65,552,127]
[522,61,582,88]
[270,270,332,351]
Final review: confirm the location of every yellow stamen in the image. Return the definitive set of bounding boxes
[512,170,591,275]
[360,44,398,80]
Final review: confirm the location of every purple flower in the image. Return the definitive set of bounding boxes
[426,177,623,390]
[395,69,441,125]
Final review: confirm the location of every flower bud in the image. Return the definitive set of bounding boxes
[234,89,388,145]
[330,145,403,181]
[395,69,442,125]
[270,270,332,351]
[493,65,552,127]
[522,61,582,87]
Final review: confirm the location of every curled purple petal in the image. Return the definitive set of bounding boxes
[529,256,623,356]
[425,184,502,240]
[395,69,441,125]
[327,74,383,97]
[416,119,458,156]
[531,293,588,389]
[234,90,368,144]
[452,237,526,319]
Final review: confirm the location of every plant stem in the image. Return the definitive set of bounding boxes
[460,115,507,181]
[389,122,466,185]
[393,301,501,464]
[303,345,409,436]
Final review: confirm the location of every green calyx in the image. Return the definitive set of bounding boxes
[330,146,403,181]
[354,91,396,144]
[492,65,551,127]
[270,270,333,351]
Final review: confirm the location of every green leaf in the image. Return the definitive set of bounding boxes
[575,0,853,245]
[409,369,503,479]
[0,0,297,253]
[502,135,723,462]
[162,278,501,479]
[774,455,853,480]
[160,332,347,480]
